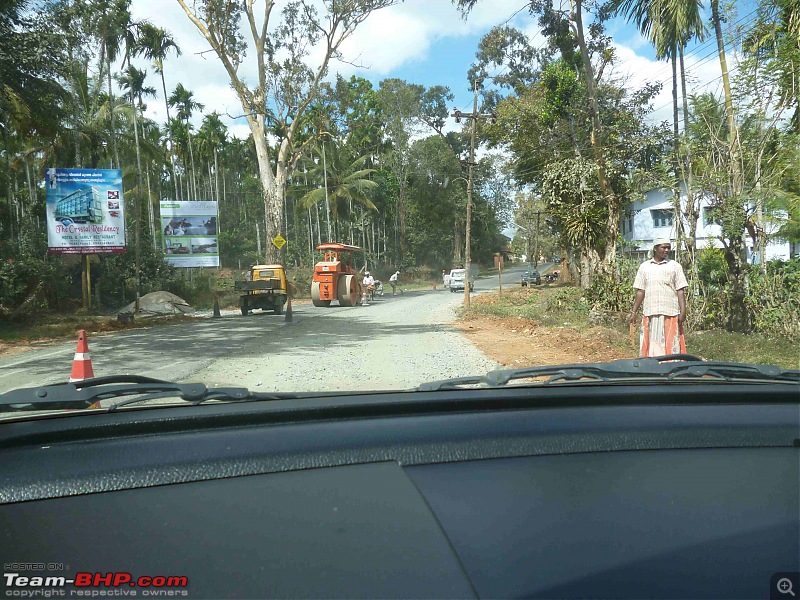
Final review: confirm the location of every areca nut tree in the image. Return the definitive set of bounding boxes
[168,83,203,201]
[136,23,182,199]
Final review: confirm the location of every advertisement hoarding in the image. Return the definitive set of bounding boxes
[46,168,126,254]
[160,201,219,267]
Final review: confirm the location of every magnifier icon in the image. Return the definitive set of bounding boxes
[778,578,796,597]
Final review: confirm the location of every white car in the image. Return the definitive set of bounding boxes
[448,268,474,292]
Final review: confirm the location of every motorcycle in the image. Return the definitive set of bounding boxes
[366,281,384,301]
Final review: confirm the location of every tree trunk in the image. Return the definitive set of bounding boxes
[572,0,618,272]
[128,75,144,313]
[251,124,283,263]
[680,46,699,267]
[161,71,179,200]
[671,52,679,175]
[187,120,199,200]
[107,55,121,169]
[711,0,748,332]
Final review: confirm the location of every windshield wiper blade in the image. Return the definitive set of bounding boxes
[417,355,800,391]
[0,376,286,413]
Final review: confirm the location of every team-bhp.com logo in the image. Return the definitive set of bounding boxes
[4,572,189,597]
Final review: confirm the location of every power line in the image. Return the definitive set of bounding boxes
[631,6,760,83]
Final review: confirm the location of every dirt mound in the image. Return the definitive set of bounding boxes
[118,291,194,317]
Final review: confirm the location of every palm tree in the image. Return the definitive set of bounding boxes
[169,83,204,200]
[118,66,157,111]
[119,66,159,245]
[136,23,181,199]
[195,112,228,202]
[297,142,378,241]
[95,0,130,169]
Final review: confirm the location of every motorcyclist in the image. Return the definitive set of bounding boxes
[363,271,375,299]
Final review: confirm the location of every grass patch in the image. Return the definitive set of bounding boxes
[464,285,797,368]
[686,330,799,370]
[466,285,591,328]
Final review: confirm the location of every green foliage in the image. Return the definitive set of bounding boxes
[586,260,637,312]
[745,259,800,339]
[539,61,581,126]
[544,287,589,315]
[0,225,73,317]
[695,247,727,286]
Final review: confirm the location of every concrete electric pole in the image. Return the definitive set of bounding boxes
[451,81,496,309]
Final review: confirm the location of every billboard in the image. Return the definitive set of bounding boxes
[160,201,219,267]
[45,168,126,254]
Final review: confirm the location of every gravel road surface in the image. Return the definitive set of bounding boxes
[0,264,534,395]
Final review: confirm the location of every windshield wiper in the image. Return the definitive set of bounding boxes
[0,376,290,413]
[417,355,800,391]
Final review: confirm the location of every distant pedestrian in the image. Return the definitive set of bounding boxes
[389,271,399,295]
[627,239,688,357]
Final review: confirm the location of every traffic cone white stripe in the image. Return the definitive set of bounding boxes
[69,330,95,382]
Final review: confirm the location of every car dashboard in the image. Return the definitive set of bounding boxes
[0,382,798,599]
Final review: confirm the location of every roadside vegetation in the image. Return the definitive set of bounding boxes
[464,267,798,370]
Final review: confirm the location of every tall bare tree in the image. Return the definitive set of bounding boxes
[174,0,398,262]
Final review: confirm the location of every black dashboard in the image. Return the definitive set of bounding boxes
[1,382,798,599]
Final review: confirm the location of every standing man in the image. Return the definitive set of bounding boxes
[627,239,689,357]
[389,271,399,296]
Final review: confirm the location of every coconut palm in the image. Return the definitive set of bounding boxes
[611,0,705,161]
[297,141,378,241]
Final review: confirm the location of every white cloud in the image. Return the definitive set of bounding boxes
[609,42,726,125]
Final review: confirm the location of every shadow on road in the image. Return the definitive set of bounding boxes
[63,295,458,373]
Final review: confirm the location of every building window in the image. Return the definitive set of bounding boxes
[703,207,722,226]
[651,209,673,228]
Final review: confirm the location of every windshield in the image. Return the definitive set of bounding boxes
[1,0,799,414]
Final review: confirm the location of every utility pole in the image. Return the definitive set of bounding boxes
[451,81,496,309]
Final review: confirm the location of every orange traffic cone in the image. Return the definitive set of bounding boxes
[69,330,95,382]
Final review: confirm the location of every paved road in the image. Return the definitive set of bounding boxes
[0,264,536,395]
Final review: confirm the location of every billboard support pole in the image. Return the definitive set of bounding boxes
[81,254,89,311]
[86,255,92,310]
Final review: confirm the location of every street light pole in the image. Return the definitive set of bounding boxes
[451,81,496,309]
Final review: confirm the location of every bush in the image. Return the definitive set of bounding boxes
[545,287,588,314]
[745,259,800,339]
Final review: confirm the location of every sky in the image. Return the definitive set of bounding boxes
[127,0,757,141]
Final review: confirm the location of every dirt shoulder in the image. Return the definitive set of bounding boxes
[456,313,635,367]
[455,286,636,367]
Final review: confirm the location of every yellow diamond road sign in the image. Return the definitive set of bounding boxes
[272,235,287,249]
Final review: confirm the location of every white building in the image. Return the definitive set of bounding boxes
[620,187,799,262]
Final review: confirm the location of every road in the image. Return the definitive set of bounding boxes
[0,264,538,395]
